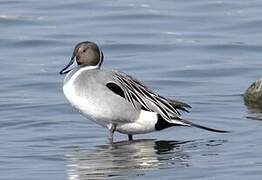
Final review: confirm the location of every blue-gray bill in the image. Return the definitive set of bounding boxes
[59,55,75,75]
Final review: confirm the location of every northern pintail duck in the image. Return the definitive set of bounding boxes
[60,41,228,142]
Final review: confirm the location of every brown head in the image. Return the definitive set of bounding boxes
[60,41,103,74]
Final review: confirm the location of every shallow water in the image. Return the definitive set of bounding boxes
[0,0,262,179]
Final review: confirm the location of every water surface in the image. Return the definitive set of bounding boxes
[0,0,262,179]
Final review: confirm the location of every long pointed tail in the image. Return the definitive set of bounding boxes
[179,118,230,133]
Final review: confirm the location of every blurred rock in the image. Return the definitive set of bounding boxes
[244,79,262,109]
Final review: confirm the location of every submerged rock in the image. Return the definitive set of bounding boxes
[244,79,262,109]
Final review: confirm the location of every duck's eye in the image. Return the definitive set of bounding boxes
[83,47,89,53]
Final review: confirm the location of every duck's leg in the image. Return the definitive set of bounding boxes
[128,134,133,141]
[108,123,116,143]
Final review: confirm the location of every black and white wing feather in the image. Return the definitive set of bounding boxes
[108,71,191,123]
[106,71,229,133]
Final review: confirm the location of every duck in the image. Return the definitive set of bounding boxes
[60,41,228,142]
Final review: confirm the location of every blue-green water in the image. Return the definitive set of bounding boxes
[0,0,262,179]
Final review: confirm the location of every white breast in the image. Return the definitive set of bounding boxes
[62,68,109,127]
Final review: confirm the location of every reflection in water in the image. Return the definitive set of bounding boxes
[244,93,262,121]
[244,99,262,117]
[66,140,190,180]
[66,139,226,180]
[246,108,262,121]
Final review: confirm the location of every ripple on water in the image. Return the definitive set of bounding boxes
[65,139,228,179]
[1,0,262,179]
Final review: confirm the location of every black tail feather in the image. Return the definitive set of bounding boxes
[156,114,230,133]
[179,118,230,133]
